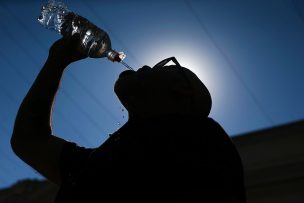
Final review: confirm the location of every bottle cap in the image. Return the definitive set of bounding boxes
[107,50,126,62]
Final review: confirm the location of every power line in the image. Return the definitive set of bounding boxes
[0,4,116,140]
[292,0,304,24]
[0,60,38,183]
[0,4,50,50]
[0,1,121,188]
[0,50,31,86]
[184,0,273,124]
[0,82,21,107]
[55,109,93,146]
[0,27,42,69]
[0,62,94,185]
[0,121,32,183]
[2,0,131,123]
[60,88,108,135]
[0,47,104,144]
[67,73,120,123]
[0,3,120,128]
[78,0,142,67]
[0,75,93,146]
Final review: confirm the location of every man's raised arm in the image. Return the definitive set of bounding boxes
[11,36,87,185]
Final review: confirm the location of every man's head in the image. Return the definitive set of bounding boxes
[114,57,212,119]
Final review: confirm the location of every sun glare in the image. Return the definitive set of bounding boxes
[142,40,218,95]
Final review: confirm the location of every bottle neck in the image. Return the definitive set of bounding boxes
[107,50,126,62]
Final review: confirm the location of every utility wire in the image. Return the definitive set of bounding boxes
[0,81,21,106]
[0,95,50,185]
[184,0,273,124]
[0,121,31,183]
[67,73,120,123]
[0,50,31,86]
[60,88,108,135]
[0,47,104,144]
[292,0,304,24]
[78,0,142,67]
[0,50,92,146]
[0,4,115,139]
[0,52,38,180]
[55,109,92,146]
[0,75,92,178]
[0,58,93,185]
[0,3,121,127]
[0,1,122,187]
[0,24,108,137]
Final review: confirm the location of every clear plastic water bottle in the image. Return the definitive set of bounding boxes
[37,0,132,69]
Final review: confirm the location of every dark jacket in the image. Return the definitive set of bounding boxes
[55,115,246,202]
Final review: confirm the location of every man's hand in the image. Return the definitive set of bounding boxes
[48,34,88,67]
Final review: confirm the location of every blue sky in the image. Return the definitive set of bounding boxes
[0,0,304,189]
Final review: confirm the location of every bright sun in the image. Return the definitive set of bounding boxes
[142,39,218,95]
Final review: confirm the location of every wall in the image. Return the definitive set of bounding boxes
[233,120,304,203]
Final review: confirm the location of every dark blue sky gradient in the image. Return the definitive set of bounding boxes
[0,0,303,188]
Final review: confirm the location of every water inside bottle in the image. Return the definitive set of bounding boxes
[38,0,134,71]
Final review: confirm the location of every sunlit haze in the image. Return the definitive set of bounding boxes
[0,0,304,189]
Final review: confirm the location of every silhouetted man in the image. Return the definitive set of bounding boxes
[11,36,246,202]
